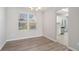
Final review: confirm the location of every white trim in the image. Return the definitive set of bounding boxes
[44,35,56,42]
[44,35,77,51]
[0,41,6,50]
[7,35,43,42]
[67,46,77,51]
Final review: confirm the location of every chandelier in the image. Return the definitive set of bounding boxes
[29,7,42,11]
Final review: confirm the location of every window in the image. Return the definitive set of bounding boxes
[18,13,36,31]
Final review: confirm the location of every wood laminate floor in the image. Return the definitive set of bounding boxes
[1,37,71,51]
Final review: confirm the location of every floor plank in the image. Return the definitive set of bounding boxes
[1,36,71,51]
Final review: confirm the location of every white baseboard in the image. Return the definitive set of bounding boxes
[44,35,77,51]
[44,35,56,42]
[67,46,77,51]
[0,41,6,50]
[7,35,43,42]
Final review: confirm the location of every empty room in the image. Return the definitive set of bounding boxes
[0,7,79,51]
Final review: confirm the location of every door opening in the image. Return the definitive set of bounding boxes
[56,8,69,46]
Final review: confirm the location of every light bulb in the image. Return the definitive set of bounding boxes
[38,7,42,10]
[30,7,33,10]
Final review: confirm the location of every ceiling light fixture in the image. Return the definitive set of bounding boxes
[29,7,42,11]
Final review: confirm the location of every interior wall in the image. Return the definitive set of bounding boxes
[6,7,43,41]
[43,8,56,41]
[69,8,79,50]
[0,8,6,49]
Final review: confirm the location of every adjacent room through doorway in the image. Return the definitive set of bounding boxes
[56,8,69,46]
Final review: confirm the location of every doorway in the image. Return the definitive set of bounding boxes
[56,8,69,46]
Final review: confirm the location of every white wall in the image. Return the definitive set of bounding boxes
[7,8,43,41]
[0,8,6,49]
[43,7,79,50]
[43,8,56,41]
[69,8,79,50]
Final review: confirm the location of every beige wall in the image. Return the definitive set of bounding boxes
[6,7,43,41]
[0,8,6,49]
[43,8,56,41]
[69,8,79,50]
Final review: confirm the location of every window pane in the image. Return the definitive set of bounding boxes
[18,13,28,30]
[19,22,27,30]
[29,20,36,30]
